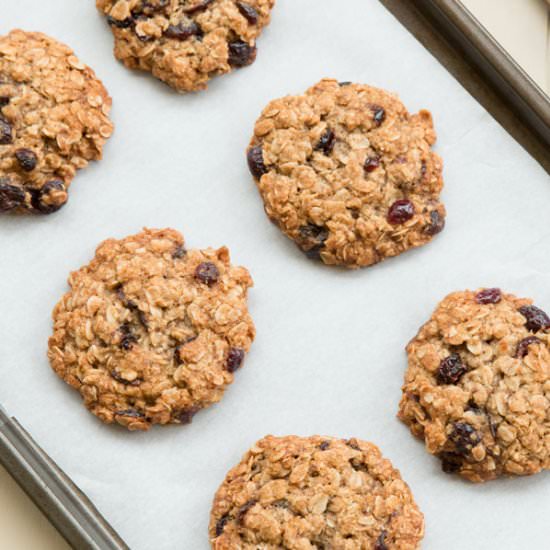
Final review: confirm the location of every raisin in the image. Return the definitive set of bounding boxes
[15,148,37,172]
[0,117,13,144]
[237,2,259,24]
[518,305,550,332]
[226,347,245,373]
[228,40,257,67]
[247,145,267,179]
[31,180,67,214]
[215,514,231,537]
[449,422,481,455]
[439,452,463,474]
[319,441,330,450]
[172,244,187,259]
[183,0,214,14]
[516,336,541,358]
[119,323,138,350]
[111,370,142,386]
[176,407,200,424]
[0,96,10,107]
[195,262,219,285]
[164,21,202,40]
[374,530,388,550]
[475,288,501,305]
[0,180,25,212]
[364,155,380,173]
[346,439,360,450]
[425,210,445,235]
[107,15,135,28]
[315,128,336,155]
[297,223,329,260]
[436,353,467,385]
[338,81,351,86]
[237,500,257,523]
[370,105,386,126]
[387,199,414,225]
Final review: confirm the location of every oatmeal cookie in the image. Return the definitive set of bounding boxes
[210,435,424,549]
[97,0,275,92]
[247,79,445,268]
[48,228,255,431]
[399,288,550,482]
[0,30,113,215]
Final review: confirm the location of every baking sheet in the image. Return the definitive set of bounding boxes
[0,1,549,548]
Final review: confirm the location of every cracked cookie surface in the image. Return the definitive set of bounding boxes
[97,0,275,92]
[48,228,255,431]
[0,30,113,214]
[210,435,424,549]
[399,289,550,482]
[247,79,445,268]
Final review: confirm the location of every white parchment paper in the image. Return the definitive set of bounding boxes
[1,1,549,548]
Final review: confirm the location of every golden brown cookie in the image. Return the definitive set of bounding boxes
[96,0,275,92]
[210,435,424,549]
[247,79,445,268]
[399,288,550,482]
[0,30,113,214]
[48,228,255,431]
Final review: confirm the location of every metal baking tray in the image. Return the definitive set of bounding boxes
[1,1,548,548]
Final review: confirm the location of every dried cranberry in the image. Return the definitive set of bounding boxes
[0,180,25,212]
[449,422,481,455]
[176,407,200,424]
[518,305,550,332]
[228,40,257,67]
[164,21,202,40]
[31,180,67,214]
[195,262,219,285]
[370,105,386,126]
[15,148,37,172]
[475,288,501,305]
[437,353,467,385]
[516,336,541,358]
[106,15,134,28]
[297,223,329,260]
[237,2,259,24]
[226,347,245,373]
[315,128,336,155]
[424,210,445,236]
[236,500,257,523]
[387,199,414,225]
[0,117,13,144]
[183,0,214,14]
[215,514,231,537]
[364,155,380,173]
[247,146,267,179]
[374,530,388,550]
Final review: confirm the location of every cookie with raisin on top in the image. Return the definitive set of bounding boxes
[210,435,424,549]
[399,288,550,482]
[247,79,446,269]
[48,228,255,431]
[97,0,275,92]
[0,30,113,215]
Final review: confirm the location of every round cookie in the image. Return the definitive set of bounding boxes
[48,228,255,431]
[399,288,550,482]
[0,30,113,215]
[96,0,275,92]
[210,435,424,549]
[247,79,445,269]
